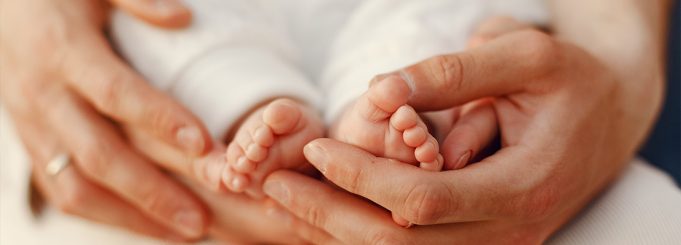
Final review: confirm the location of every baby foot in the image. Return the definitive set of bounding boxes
[222,98,324,198]
[331,75,443,171]
[332,76,443,227]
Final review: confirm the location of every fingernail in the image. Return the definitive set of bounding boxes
[231,176,246,192]
[455,150,472,169]
[369,73,391,87]
[173,209,203,237]
[304,143,327,174]
[397,70,416,97]
[263,181,290,205]
[176,126,204,155]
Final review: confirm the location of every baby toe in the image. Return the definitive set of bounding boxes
[403,126,427,147]
[251,125,274,147]
[367,76,411,114]
[420,153,444,172]
[415,136,439,163]
[245,143,268,162]
[222,166,250,193]
[225,142,242,164]
[263,99,303,135]
[230,173,249,193]
[233,156,257,173]
[390,105,419,131]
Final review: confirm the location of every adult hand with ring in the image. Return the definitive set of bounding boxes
[1,0,211,241]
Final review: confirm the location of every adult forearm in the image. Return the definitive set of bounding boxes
[550,0,672,159]
[550,0,671,73]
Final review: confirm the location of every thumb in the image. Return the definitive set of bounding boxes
[110,0,192,28]
[379,30,559,111]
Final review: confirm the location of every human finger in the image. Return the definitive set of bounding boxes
[109,0,192,28]
[264,171,526,245]
[124,125,228,192]
[61,34,211,156]
[441,99,498,170]
[264,171,409,245]
[39,86,208,238]
[261,200,343,245]
[375,30,560,111]
[14,115,183,241]
[302,138,540,225]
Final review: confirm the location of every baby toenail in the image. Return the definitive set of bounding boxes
[237,157,249,168]
[247,144,257,154]
[232,177,246,191]
[254,126,274,146]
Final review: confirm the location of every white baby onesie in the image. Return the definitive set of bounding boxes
[111,0,322,139]
[320,0,548,122]
[111,0,547,139]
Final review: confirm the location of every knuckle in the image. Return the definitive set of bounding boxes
[403,181,451,225]
[93,74,125,115]
[426,54,466,93]
[140,189,171,214]
[134,180,181,217]
[344,163,366,194]
[146,101,179,136]
[9,79,45,114]
[77,143,114,179]
[304,205,328,228]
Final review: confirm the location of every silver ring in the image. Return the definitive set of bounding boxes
[45,153,71,177]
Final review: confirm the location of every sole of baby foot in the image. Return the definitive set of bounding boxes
[332,76,442,165]
[222,98,324,198]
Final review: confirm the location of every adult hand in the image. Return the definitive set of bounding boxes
[1,0,210,240]
[109,0,192,28]
[263,24,664,243]
[124,126,337,244]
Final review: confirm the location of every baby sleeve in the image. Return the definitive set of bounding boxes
[111,0,321,139]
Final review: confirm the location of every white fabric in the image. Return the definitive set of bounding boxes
[2,106,680,244]
[321,0,548,122]
[112,0,547,131]
[111,0,322,138]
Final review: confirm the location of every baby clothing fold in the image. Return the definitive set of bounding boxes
[111,0,321,138]
[111,0,547,137]
[321,0,548,123]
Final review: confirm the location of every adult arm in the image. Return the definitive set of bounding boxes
[0,0,210,240]
[550,0,671,156]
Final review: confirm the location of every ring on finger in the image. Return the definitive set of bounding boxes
[45,153,71,177]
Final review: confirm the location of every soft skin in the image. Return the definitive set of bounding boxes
[263,0,671,243]
[1,0,327,242]
[0,0,210,240]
